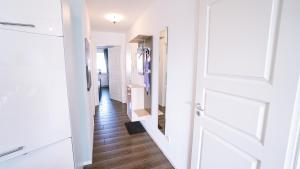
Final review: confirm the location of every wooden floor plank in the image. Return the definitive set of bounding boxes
[93,133,149,147]
[93,141,156,162]
[84,88,174,169]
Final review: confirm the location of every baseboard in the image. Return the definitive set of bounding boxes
[81,160,92,166]
[140,123,177,169]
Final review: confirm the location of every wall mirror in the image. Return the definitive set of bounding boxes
[158,27,168,134]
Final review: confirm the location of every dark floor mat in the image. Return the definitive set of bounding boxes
[125,121,146,135]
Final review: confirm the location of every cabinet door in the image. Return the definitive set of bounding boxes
[0,0,63,36]
[0,139,74,169]
[0,29,71,162]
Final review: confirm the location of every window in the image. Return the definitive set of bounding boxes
[96,52,107,73]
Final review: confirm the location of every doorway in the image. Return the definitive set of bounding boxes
[95,46,122,103]
[96,48,109,100]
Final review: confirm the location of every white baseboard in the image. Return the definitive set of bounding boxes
[140,123,177,169]
[81,160,92,166]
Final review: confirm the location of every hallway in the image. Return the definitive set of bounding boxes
[85,88,174,169]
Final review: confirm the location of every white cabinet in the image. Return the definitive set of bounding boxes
[0,0,63,36]
[0,139,74,169]
[0,29,71,162]
[127,85,151,122]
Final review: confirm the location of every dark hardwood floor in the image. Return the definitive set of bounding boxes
[84,87,174,169]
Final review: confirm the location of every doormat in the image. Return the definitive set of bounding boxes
[125,121,146,135]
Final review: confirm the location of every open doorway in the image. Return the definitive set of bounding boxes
[96,48,109,100]
[96,46,122,103]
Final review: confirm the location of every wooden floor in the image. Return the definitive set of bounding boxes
[84,88,174,169]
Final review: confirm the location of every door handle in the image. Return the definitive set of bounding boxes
[0,146,24,158]
[195,103,204,116]
[0,22,35,28]
[196,103,205,111]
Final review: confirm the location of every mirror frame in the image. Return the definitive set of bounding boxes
[157,27,168,135]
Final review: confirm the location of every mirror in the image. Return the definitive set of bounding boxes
[158,27,168,134]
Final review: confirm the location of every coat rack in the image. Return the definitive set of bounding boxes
[127,35,153,122]
[129,34,153,96]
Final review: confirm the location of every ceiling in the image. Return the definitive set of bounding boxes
[86,0,155,32]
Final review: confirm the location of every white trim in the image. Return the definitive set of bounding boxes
[81,160,92,166]
[140,123,177,169]
[284,76,300,169]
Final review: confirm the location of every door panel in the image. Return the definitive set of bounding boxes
[199,131,258,169]
[204,89,267,141]
[0,0,63,36]
[191,0,300,168]
[0,29,71,162]
[206,0,276,81]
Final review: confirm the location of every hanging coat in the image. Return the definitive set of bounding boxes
[144,49,151,95]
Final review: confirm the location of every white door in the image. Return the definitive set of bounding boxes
[191,0,300,168]
[108,47,122,102]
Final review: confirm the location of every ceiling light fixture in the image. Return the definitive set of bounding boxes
[105,13,123,24]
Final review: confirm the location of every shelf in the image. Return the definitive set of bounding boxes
[127,84,151,122]
[130,109,151,121]
[128,84,145,88]
[129,35,152,43]
[135,109,151,117]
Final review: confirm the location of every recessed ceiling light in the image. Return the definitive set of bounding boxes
[105,13,124,24]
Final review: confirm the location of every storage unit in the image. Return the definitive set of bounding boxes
[0,0,63,36]
[127,84,151,121]
[0,0,74,168]
[127,35,153,122]
[0,139,74,169]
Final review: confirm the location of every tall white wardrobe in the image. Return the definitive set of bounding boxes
[0,0,75,168]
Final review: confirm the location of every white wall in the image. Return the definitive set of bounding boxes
[126,0,198,168]
[128,43,144,85]
[83,3,95,165]
[108,47,123,102]
[91,31,127,104]
[61,0,93,168]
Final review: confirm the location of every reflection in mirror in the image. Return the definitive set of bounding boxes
[158,27,168,134]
